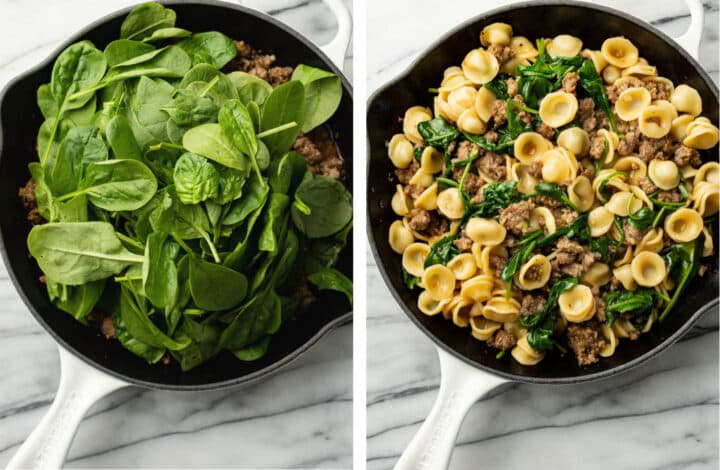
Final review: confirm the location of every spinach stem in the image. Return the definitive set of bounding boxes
[256,121,297,139]
[183,308,206,315]
[68,82,106,101]
[56,189,86,202]
[40,104,65,166]
[200,76,220,97]
[116,232,145,251]
[195,225,221,263]
[114,274,143,282]
[148,142,185,151]
[293,196,311,215]
[171,234,194,255]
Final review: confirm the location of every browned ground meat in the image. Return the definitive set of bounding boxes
[483,130,499,143]
[657,190,683,202]
[578,98,597,132]
[227,40,292,87]
[404,184,424,199]
[638,136,674,162]
[395,161,419,184]
[101,316,116,339]
[637,176,657,194]
[616,115,639,134]
[487,44,514,65]
[297,277,317,309]
[530,194,561,208]
[617,131,640,156]
[594,295,607,323]
[644,80,673,101]
[536,122,555,140]
[552,236,596,277]
[513,95,534,125]
[529,159,543,178]
[520,294,545,317]
[453,233,473,252]
[491,100,507,128]
[554,208,579,229]
[488,329,517,350]
[579,161,595,180]
[19,178,44,225]
[589,132,607,159]
[454,140,480,160]
[567,321,606,366]
[452,166,482,196]
[674,145,702,167]
[561,72,579,94]
[607,77,645,102]
[407,208,448,237]
[623,220,645,245]
[293,128,344,179]
[499,200,534,235]
[489,253,508,277]
[506,77,519,97]
[479,152,506,181]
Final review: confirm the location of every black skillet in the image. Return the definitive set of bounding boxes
[0,1,352,467]
[367,1,718,468]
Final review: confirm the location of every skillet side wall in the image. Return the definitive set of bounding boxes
[0,1,353,389]
[367,3,719,382]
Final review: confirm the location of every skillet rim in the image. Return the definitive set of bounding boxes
[366,0,719,385]
[0,0,353,391]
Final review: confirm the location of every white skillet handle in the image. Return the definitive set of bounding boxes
[394,347,508,470]
[318,0,352,71]
[673,0,704,59]
[6,346,128,470]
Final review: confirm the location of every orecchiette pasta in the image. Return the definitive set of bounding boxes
[388,27,717,369]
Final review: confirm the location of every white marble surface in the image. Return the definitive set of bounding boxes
[0,0,353,468]
[367,1,719,469]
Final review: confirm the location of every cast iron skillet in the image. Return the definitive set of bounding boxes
[0,0,352,467]
[367,1,717,468]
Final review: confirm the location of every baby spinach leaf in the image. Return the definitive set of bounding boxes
[223,174,268,225]
[104,39,156,67]
[151,187,210,239]
[463,180,524,221]
[268,151,306,195]
[173,152,220,204]
[213,165,248,205]
[177,31,237,69]
[144,144,181,185]
[112,306,166,364]
[120,2,177,41]
[170,318,221,371]
[628,206,656,232]
[577,59,618,134]
[402,268,420,289]
[182,123,249,171]
[291,172,352,238]
[106,115,142,160]
[122,76,176,148]
[604,288,655,324]
[307,267,352,303]
[67,159,158,211]
[38,118,74,164]
[227,71,273,106]
[218,99,264,182]
[141,27,191,43]
[219,289,281,349]
[162,90,218,127]
[119,285,190,350]
[291,64,342,133]
[660,239,702,321]
[484,73,511,100]
[179,64,238,101]
[45,125,108,196]
[28,162,55,221]
[27,222,144,285]
[258,193,289,253]
[189,256,248,310]
[100,46,191,87]
[232,337,270,361]
[521,277,578,352]
[424,235,460,268]
[417,116,459,151]
[260,80,305,157]
[47,279,105,321]
[142,232,179,308]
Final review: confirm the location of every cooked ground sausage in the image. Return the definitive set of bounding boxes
[395,160,419,185]
[488,329,517,350]
[638,136,674,162]
[617,131,640,156]
[644,80,673,101]
[606,77,645,102]
[19,178,44,225]
[506,77,519,97]
[567,321,606,366]
[637,176,657,194]
[578,98,597,132]
[227,40,293,87]
[453,233,473,252]
[478,152,506,181]
[499,200,534,235]
[407,208,448,237]
[520,294,545,317]
[488,44,514,65]
[657,190,683,203]
[552,236,596,277]
[292,128,344,180]
[674,145,702,167]
[491,100,507,129]
[536,122,555,140]
[454,140,480,160]
[561,72,579,94]
[623,220,645,245]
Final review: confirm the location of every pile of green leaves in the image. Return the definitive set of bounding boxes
[520,277,578,352]
[26,2,351,371]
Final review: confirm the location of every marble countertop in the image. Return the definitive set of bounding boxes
[0,0,352,468]
[366,1,719,469]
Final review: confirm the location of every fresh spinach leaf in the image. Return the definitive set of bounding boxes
[307,267,352,303]
[417,116,459,151]
[660,239,702,321]
[521,277,578,352]
[189,256,248,310]
[182,122,249,171]
[291,64,342,133]
[142,231,179,308]
[173,152,220,204]
[177,31,237,69]
[104,39,156,67]
[120,2,177,41]
[106,115,143,160]
[260,80,305,157]
[424,235,460,268]
[534,181,579,211]
[227,71,273,106]
[170,317,221,371]
[45,125,108,196]
[291,172,352,238]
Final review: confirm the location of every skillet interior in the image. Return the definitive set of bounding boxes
[0,0,353,390]
[367,1,718,384]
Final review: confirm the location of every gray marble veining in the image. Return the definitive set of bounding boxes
[0,0,353,468]
[366,0,719,469]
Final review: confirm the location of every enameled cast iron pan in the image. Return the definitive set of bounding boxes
[0,1,352,467]
[367,1,718,468]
